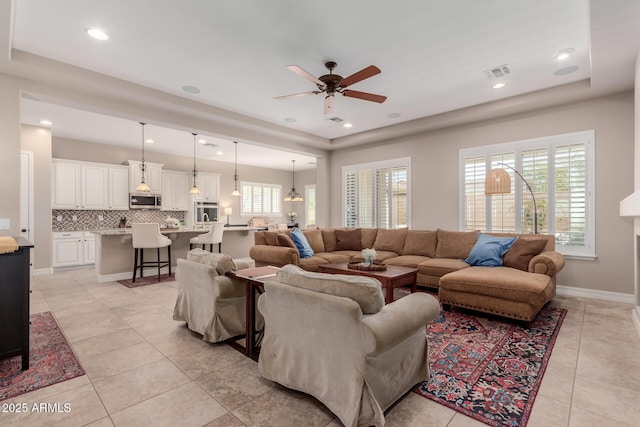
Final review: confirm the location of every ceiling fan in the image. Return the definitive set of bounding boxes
[275,61,387,114]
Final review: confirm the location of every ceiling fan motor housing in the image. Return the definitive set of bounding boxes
[319,61,342,95]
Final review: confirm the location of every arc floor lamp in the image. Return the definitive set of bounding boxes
[485,163,538,234]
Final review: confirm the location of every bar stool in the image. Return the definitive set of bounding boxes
[190,222,224,252]
[131,223,172,282]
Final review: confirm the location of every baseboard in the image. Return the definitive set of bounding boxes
[32,267,53,276]
[556,285,635,304]
[633,306,640,339]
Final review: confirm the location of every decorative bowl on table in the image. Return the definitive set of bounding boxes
[347,261,387,271]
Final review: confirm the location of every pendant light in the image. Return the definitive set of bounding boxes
[231,141,240,196]
[284,160,304,202]
[189,133,200,194]
[135,122,151,192]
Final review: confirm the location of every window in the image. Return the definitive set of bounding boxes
[343,158,410,229]
[305,184,316,226]
[460,130,594,258]
[241,181,282,216]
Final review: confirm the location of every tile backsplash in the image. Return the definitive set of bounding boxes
[52,210,186,231]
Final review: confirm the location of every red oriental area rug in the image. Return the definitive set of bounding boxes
[0,312,85,401]
[414,304,566,427]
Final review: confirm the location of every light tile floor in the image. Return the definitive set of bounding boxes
[2,268,640,427]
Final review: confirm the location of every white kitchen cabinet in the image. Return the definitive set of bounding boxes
[84,235,96,264]
[162,171,190,211]
[108,166,130,210]
[194,173,220,202]
[53,231,96,267]
[82,164,109,209]
[52,161,81,209]
[128,160,163,194]
[52,159,108,210]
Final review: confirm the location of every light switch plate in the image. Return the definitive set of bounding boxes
[0,218,9,229]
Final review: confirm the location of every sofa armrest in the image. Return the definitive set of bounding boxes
[249,245,300,266]
[529,250,565,276]
[360,293,440,355]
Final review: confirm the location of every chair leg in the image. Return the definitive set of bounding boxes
[218,243,222,253]
[132,248,138,282]
[140,249,144,278]
[189,243,194,250]
[168,245,172,276]
[201,244,205,250]
[209,244,213,252]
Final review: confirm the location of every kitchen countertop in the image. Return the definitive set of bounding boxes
[91,226,265,235]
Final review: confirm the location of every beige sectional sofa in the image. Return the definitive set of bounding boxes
[249,228,565,321]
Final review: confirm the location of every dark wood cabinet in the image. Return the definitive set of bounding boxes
[0,237,33,370]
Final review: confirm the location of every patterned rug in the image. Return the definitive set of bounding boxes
[1,312,85,401]
[414,304,566,427]
[118,273,174,288]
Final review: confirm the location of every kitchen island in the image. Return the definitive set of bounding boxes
[92,226,262,282]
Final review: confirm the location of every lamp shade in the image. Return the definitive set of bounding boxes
[485,168,511,195]
[224,207,232,216]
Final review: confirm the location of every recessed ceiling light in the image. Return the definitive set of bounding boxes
[343,123,353,128]
[553,48,575,61]
[198,139,207,144]
[388,113,401,119]
[284,117,297,123]
[492,82,507,89]
[182,85,201,94]
[216,151,223,156]
[145,139,154,144]
[554,65,579,76]
[87,28,108,41]
[39,119,52,126]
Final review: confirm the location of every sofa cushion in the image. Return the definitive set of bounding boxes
[435,229,479,259]
[254,231,268,245]
[361,228,378,249]
[298,256,329,271]
[263,231,279,246]
[335,228,362,250]
[186,249,237,275]
[276,233,297,248]
[302,228,325,253]
[313,252,351,263]
[418,258,470,277]
[321,228,343,252]
[373,228,408,254]
[276,264,384,314]
[290,228,314,258]
[440,266,553,305]
[402,230,437,257]
[384,255,430,268]
[502,237,548,271]
[465,233,517,267]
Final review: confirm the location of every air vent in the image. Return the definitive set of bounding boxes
[327,117,344,123]
[483,64,511,80]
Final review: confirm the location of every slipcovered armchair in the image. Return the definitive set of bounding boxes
[257,265,440,427]
[173,249,249,342]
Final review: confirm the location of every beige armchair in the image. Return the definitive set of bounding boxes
[257,265,440,427]
[173,250,249,342]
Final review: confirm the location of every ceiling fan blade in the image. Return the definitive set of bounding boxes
[342,90,387,103]
[286,65,324,86]
[274,91,320,100]
[324,95,335,114]
[339,65,381,88]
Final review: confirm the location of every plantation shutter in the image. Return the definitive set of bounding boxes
[554,143,586,247]
[241,182,282,216]
[343,158,410,229]
[464,156,487,231]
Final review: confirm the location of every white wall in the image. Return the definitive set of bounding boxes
[329,92,635,295]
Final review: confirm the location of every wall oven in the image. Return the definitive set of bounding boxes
[194,201,219,223]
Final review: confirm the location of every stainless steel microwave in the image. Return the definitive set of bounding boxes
[129,193,162,209]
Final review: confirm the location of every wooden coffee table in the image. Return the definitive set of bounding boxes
[318,262,418,304]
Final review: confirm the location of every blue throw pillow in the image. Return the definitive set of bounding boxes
[290,228,314,258]
[464,233,518,267]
